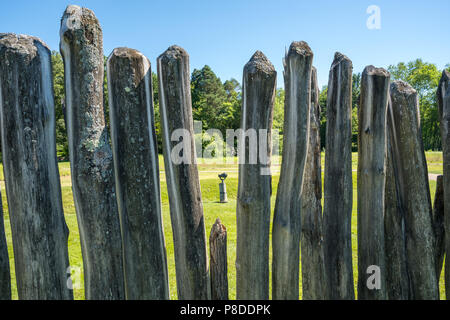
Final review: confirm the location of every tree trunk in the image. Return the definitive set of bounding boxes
[157,45,209,300]
[357,66,389,300]
[0,186,11,300]
[323,52,355,300]
[300,66,327,300]
[60,5,125,300]
[438,70,450,299]
[107,47,169,300]
[237,51,275,300]
[432,175,445,281]
[385,107,410,300]
[272,41,312,300]
[210,219,228,300]
[390,80,439,299]
[0,33,72,300]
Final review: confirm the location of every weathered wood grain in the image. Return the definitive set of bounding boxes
[323,52,355,300]
[209,219,228,300]
[357,66,389,300]
[432,175,445,281]
[0,33,72,300]
[157,45,209,300]
[272,41,312,300]
[237,51,275,300]
[390,80,439,299]
[107,47,169,300]
[385,104,410,300]
[437,70,450,299]
[60,5,125,300]
[300,66,327,300]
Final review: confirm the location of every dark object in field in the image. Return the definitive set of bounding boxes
[210,219,228,300]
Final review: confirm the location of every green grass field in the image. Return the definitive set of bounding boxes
[0,152,446,300]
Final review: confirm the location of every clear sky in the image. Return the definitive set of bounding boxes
[1,0,449,88]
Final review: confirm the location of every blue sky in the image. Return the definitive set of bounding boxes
[1,0,449,88]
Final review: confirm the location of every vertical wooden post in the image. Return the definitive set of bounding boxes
[0,186,11,300]
[432,175,445,280]
[438,70,450,299]
[272,41,312,300]
[107,47,169,300]
[301,66,327,300]
[0,33,72,300]
[357,66,389,300]
[157,45,209,300]
[390,80,439,299]
[323,52,355,300]
[385,104,410,300]
[209,219,228,300]
[237,51,275,300]
[60,5,125,300]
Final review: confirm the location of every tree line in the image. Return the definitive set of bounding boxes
[50,51,449,158]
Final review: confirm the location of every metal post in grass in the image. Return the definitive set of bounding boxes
[357,66,390,300]
[300,66,327,300]
[389,80,439,299]
[107,47,169,300]
[0,33,72,300]
[323,52,354,300]
[384,106,410,300]
[236,51,275,300]
[272,41,312,300]
[157,45,209,300]
[0,185,10,300]
[209,219,228,300]
[438,70,450,299]
[60,5,125,300]
[432,175,445,281]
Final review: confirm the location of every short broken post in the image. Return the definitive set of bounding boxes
[107,47,169,300]
[323,52,355,300]
[357,66,390,300]
[0,33,72,300]
[301,66,327,300]
[157,45,209,300]
[237,51,276,300]
[438,69,450,299]
[272,41,313,300]
[0,186,11,300]
[210,219,228,300]
[390,80,439,299]
[60,5,125,300]
[432,175,445,280]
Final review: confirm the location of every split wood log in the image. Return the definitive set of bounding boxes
[357,65,389,300]
[390,80,439,299]
[438,70,450,299]
[323,52,355,300]
[0,33,72,300]
[237,51,275,300]
[300,66,327,300]
[157,45,209,300]
[272,41,312,300]
[384,105,410,300]
[432,175,445,281]
[209,219,228,300]
[60,5,125,300]
[0,186,11,300]
[107,47,169,300]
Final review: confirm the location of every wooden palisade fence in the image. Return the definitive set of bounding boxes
[0,4,448,300]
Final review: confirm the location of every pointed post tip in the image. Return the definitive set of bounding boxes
[245,50,275,75]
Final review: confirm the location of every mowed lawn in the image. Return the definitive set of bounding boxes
[0,152,446,300]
